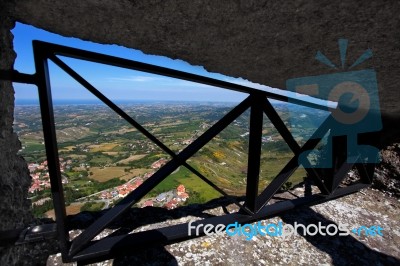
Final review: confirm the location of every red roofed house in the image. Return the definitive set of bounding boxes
[178,192,189,202]
[126,184,136,192]
[176,184,185,195]
[135,179,143,186]
[143,200,154,207]
[164,199,178,210]
[119,190,129,198]
[29,182,41,193]
[151,158,168,169]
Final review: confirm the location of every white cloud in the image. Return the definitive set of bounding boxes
[223,77,270,89]
[106,75,163,82]
[175,80,214,88]
[223,77,338,108]
[222,77,291,96]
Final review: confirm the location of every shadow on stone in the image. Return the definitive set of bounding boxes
[279,206,400,266]
[67,195,244,233]
[112,245,178,266]
[66,196,245,264]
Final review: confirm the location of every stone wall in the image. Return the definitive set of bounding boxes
[0,0,399,264]
[7,0,400,120]
[0,7,36,265]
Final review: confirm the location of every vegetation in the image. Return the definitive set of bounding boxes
[80,201,105,212]
[15,102,329,217]
[32,200,53,218]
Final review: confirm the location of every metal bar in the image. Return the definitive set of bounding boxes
[0,70,37,84]
[256,116,334,210]
[0,228,23,246]
[256,153,301,211]
[73,183,370,264]
[304,167,330,195]
[244,94,264,213]
[49,55,177,160]
[33,40,330,111]
[16,224,58,244]
[69,96,252,256]
[182,162,252,215]
[262,99,328,194]
[50,54,247,212]
[355,131,379,184]
[50,50,254,251]
[263,99,300,153]
[292,115,334,195]
[324,135,347,193]
[331,156,360,191]
[26,40,374,264]
[32,43,70,260]
[356,163,375,184]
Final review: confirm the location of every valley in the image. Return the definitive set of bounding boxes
[14,100,329,217]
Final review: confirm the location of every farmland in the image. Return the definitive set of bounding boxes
[14,100,329,217]
[90,166,148,182]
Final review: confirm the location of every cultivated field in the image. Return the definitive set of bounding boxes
[90,166,149,182]
[45,202,84,219]
[59,145,75,152]
[89,143,119,152]
[57,126,91,142]
[117,154,147,164]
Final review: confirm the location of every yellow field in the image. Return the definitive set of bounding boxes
[216,176,232,185]
[158,120,187,127]
[90,166,149,182]
[102,151,120,156]
[59,145,75,152]
[68,154,87,159]
[120,169,149,181]
[89,143,119,152]
[21,132,43,141]
[46,203,84,219]
[104,127,137,135]
[117,154,146,164]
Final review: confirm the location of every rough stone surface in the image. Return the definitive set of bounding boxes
[0,7,36,265]
[47,187,400,265]
[0,5,32,237]
[374,142,400,197]
[1,1,400,264]
[7,0,400,121]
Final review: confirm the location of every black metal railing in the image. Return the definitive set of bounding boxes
[0,40,377,263]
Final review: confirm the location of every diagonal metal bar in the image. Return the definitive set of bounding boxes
[263,99,300,153]
[50,54,244,211]
[256,154,301,211]
[303,166,330,195]
[50,52,253,250]
[356,163,375,184]
[72,183,370,264]
[32,44,70,260]
[244,94,265,213]
[34,40,331,111]
[262,100,329,195]
[182,162,252,215]
[49,55,177,160]
[324,135,347,193]
[331,156,360,191]
[256,116,334,211]
[69,96,252,255]
[29,41,377,264]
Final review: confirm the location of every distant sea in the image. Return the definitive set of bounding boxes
[15,99,246,106]
[16,99,98,106]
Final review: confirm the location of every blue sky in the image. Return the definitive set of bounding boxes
[12,22,334,107]
[12,23,279,102]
